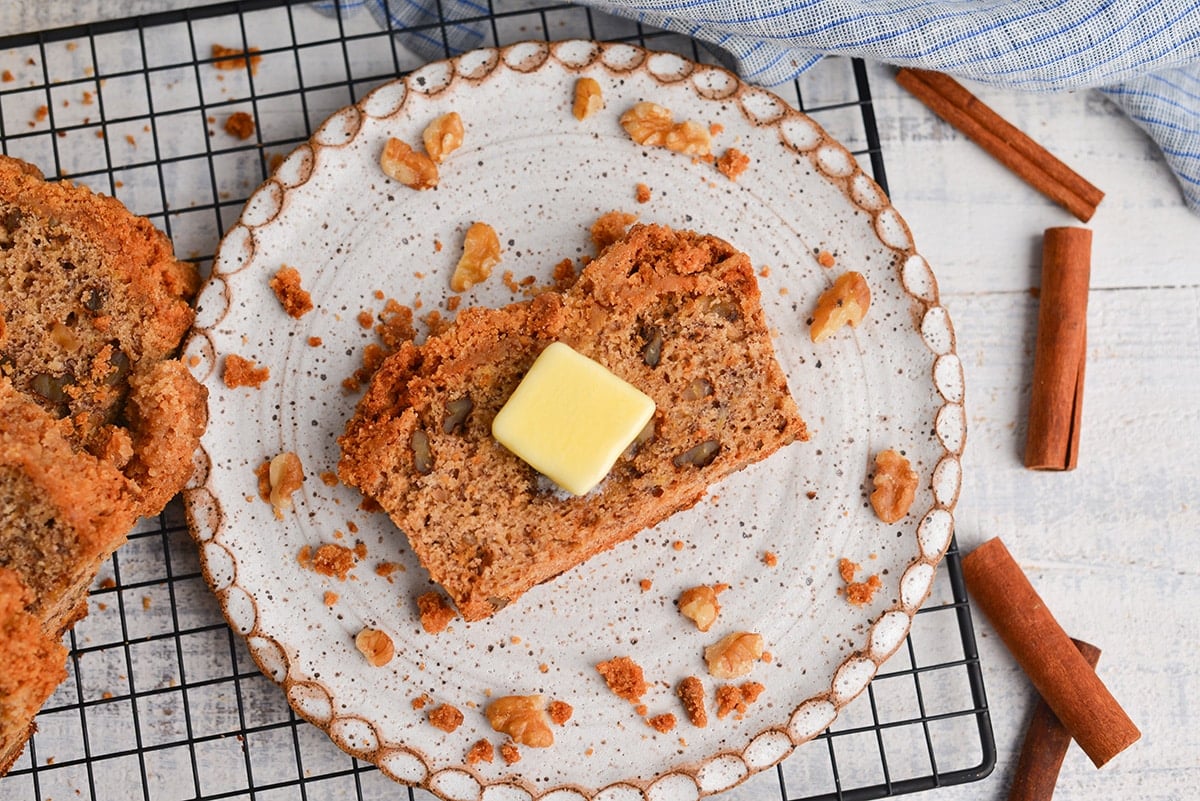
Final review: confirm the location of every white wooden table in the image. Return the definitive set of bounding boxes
[4,2,1197,801]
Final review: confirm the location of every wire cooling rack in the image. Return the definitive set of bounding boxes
[0,1,995,799]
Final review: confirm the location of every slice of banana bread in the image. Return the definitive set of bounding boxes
[0,156,208,775]
[339,224,807,621]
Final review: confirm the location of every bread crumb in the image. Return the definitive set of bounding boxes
[0,70,12,83]
[539,663,549,673]
[212,44,262,74]
[299,543,358,580]
[224,111,255,140]
[323,591,338,607]
[762,551,778,567]
[551,257,577,290]
[466,739,493,765]
[417,591,457,634]
[677,676,707,727]
[429,703,464,733]
[672,540,685,551]
[269,266,313,318]
[647,713,676,733]
[141,596,151,610]
[375,562,402,581]
[319,471,338,486]
[99,577,116,590]
[222,354,269,388]
[357,310,374,329]
[445,294,461,311]
[411,693,431,710]
[716,681,765,720]
[596,656,648,703]
[716,148,750,180]
[639,578,652,592]
[635,182,651,203]
[499,741,521,765]
[817,250,837,268]
[548,700,573,725]
[590,210,638,254]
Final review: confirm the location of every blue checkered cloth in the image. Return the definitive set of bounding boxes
[319,0,1200,212]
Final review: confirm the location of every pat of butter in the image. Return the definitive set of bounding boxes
[492,342,656,496]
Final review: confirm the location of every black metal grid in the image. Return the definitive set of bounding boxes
[0,1,995,799]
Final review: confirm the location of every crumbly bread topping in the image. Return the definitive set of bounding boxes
[339,224,806,621]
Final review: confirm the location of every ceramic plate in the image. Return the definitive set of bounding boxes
[184,40,963,801]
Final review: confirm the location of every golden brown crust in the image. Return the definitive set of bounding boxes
[0,568,69,776]
[339,224,806,621]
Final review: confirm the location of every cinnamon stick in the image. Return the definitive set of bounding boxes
[962,538,1139,768]
[895,69,1103,221]
[1008,638,1102,801]
[1025,227,1091,470]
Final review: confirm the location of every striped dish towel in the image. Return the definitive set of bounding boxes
[319,0,1200,212]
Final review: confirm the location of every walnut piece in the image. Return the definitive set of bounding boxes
[264,452,304,520]
[355,628,395,666]
[573,77,604,120]
[422,112,464,164]
[380,136,438,189]
[450,221,502,292]
[619,102,712,156]
[870,449,919,523]
[678,585,722,632]
[485,695,554,748]
[704,632,764,680]
[810,271,871,343]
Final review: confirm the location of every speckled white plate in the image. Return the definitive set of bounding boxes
[183,40,963,801]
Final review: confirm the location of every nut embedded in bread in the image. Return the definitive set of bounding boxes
[339,223,807,621]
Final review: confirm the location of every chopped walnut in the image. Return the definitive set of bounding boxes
[620,102,673,146]
[678,585,723,632]
[595,656,648,703]
[223,353,269,388]
[573,77,604,120]
[429,703,464,733]
[665,120,712,156]
[269,266,313,318]
[677,676,708,727]
[450,221,502,292]
[716,147,750,180]
[620,102,712,156]
[255,452,303,520]
[485,695,554,748]
[417,591,457,634]
[704,632,764,680]
[422,112,464,163]
[380,136,438,189]
[466,739,494,765]
[810,271,871,343]
[870,449,919,523]
[355,628,395,667]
